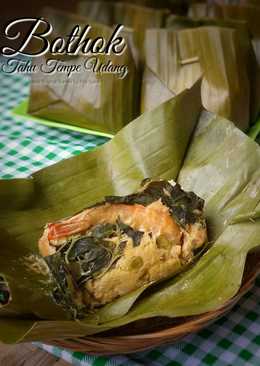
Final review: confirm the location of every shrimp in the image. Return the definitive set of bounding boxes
[39,200,182,256]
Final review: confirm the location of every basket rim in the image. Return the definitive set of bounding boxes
[49,265,260,345]
[46,258,260,355]
[78,270,259,340]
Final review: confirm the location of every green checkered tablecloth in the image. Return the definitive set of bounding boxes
[1,66,260,366]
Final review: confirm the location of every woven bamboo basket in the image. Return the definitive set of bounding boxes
[49,250,260,355]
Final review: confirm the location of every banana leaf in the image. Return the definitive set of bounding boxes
[1,81,260,343]
[214,3,260,38]
[249,116,260,141]
[0,82,202,318]
[142,26,252,130]
[141,67,176,113]
[77,1,168,27]
[165,16,260,122]
[28,8,141,135]
[77,1,168,61]
[213,4,260,65]
[211,3,260,123]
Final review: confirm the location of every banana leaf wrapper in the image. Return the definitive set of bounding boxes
[77,1,169,62]
[0,82,202,317]
[165,16,260,124]
[213,4,260,68]
[28,8,140,135]
[142,26,252,131]
[77,1,168,27]
[214,3,260,39]
[1,81,260,343]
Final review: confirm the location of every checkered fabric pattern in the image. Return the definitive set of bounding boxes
[1,63,260,366]
[0,69,107,180]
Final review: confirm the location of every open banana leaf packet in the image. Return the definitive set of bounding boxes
[142,21,260,129]
[1,81,260,343]
[28,7,141,136]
